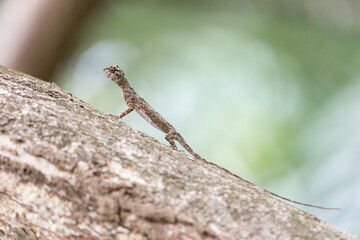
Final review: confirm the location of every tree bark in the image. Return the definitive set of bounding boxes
[0,65,357,240]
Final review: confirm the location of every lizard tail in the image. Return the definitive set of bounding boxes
[174,133,202,159]
[174,133,340,210]
[173,133,339,210]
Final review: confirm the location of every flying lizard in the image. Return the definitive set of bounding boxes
[103,65,339,211]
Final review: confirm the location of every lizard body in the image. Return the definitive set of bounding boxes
[103,65,339,211]
[103,65,201,159]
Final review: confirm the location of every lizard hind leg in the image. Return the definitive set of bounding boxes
[165,131,178,150]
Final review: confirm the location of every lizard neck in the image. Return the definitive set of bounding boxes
[121,79,131,88]
[122,86,135,95]
[122,86,136,103]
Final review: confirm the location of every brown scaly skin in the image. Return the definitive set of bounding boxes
[103,65,201,159]
[103,65,339,211]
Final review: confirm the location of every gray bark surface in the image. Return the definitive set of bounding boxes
[0,65,358,240]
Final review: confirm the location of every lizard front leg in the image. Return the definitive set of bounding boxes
[165,130,178,150]
[116,107,134,119]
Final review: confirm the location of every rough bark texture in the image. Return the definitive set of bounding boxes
[0,65,358,240]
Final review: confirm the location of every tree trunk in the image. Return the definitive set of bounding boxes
[0,0,101,80]
[0,65,357,240]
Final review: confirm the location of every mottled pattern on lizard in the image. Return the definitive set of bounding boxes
[103,65,339,211]
[103,65,201,159]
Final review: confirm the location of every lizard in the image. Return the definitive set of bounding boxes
[103,65,201,159]
[103,64,340,211]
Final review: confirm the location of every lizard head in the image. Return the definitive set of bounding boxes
[102,65,129,87]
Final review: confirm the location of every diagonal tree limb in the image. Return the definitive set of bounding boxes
[0,65,357,240]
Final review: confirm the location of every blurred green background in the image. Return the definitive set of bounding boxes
[2,0,360,235]
[60,1,360,235]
